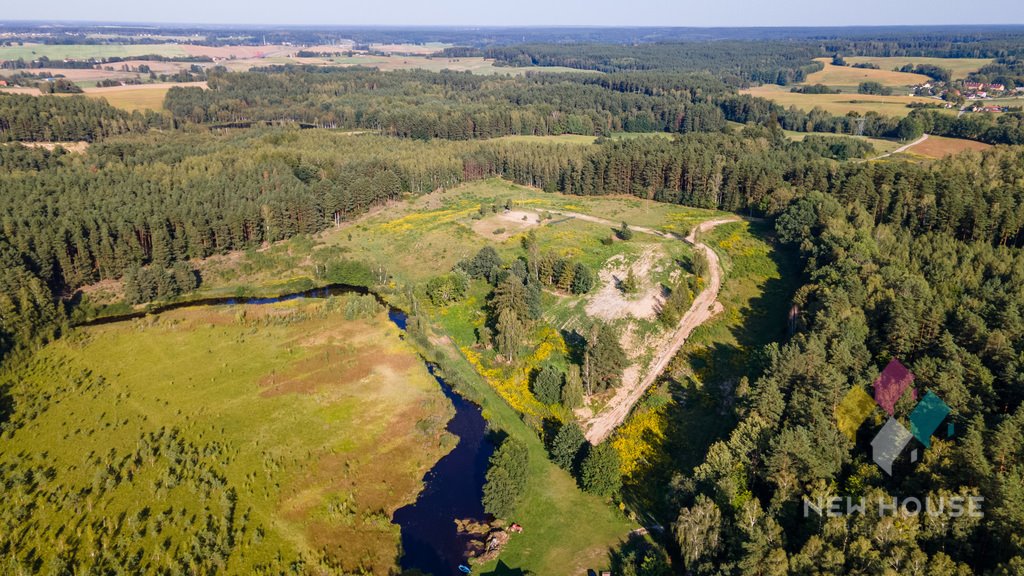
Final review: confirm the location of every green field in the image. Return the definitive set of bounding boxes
[844,56,994,80]
[0,43,187,61]
[0,297,454,574]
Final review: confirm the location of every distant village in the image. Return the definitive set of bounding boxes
[911,79,1024,113]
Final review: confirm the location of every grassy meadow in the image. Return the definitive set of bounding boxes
[780,128,903,155]
[903,133,992,158]
[0,297,455,574]
[83,83,201,112]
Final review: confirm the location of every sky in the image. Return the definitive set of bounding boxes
[3,0,1023,27]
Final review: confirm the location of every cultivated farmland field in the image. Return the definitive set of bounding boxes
[82,82,206,111]
[0,297,455,574]
[802,57,931,88]
[904,134,992,158]
[0,43,188,61]
[844,56,994,80]
[741,84,936,117]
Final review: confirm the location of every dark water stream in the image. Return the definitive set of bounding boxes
[77,284,493,575]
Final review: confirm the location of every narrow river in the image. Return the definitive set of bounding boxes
[80,284,493,575]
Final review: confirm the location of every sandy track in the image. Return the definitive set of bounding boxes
[871,133,928,160]
[549,211,739,444]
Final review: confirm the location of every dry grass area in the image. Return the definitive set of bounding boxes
[370,42,452,55]
[471,209,543,240]
[83,82,206,111]
[741,84,935,117]
[180,44,297,59]
[803,58,931,87]
[905,134,992,158]
[0,86,40,94]
[585,246,668,322]
[844,56,994,80]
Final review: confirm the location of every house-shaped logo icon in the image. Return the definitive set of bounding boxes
[836,359,952,475]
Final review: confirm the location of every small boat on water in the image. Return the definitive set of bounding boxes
[458,566,472,574]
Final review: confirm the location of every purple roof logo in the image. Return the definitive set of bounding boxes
[873,358,916,416]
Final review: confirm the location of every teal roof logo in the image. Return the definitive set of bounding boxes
[836,359,952,476]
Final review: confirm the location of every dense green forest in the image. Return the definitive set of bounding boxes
[0,94,168,142]
[164,67,731,137]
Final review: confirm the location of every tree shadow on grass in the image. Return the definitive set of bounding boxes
[0,382,13,429]
[480,560,532,575]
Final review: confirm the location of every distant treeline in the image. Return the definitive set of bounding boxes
[3,125,1022,359]
[443,42,826,85]
[164,67,733,138]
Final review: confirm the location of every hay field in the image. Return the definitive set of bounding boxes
[741,84,935,117]
[803,58,931,87]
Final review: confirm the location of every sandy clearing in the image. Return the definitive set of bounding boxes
[585,246,667,322]
[470,209,542,240]
[6,141,89,153]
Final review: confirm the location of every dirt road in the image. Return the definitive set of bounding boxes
[549,210,739,444]
[871,133,928,160]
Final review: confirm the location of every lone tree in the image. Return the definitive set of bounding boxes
[482,437,528,519]
[580,442,622,497]
[621,269,640,294]
[586,322,628,393]
[561,364,585,409]
[617,221,634,241]
[491,275,530,323]
[461,246,503,279]
[549,421,587,471]
[570,263,596,294]
[495,308,525,361]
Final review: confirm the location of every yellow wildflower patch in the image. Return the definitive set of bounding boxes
[612,403,667,478]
